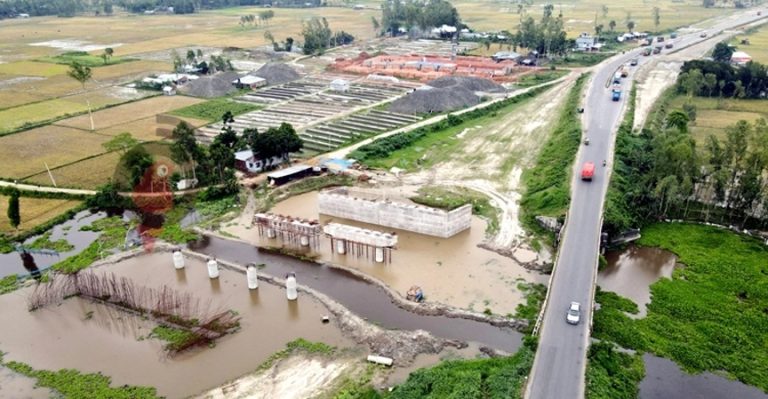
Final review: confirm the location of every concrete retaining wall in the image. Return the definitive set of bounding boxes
[318,188,471,238]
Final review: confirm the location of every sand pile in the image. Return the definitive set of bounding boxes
[389,86,480,115]
[253,63,300,85]
[178,71,240,98]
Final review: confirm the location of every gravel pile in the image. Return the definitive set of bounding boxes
[253,62,300,85]
[389,85,480,115]
[178,71,240,98]
[428,76,506,93]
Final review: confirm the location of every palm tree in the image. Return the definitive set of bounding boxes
[67,62,94,131]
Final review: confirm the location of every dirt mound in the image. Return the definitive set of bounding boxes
[178,71,240,98]
[253,63,300,85]
[428,76,506,93]
[389,86,480,115]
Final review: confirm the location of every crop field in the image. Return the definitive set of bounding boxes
[96,116,205,141]
[0,126,111,179]
[668,95,768,143]
[729,25,768,64]
[24,152,121,189]
[54,95,203,131]
[0,99,91,134]
[0,196,82,234]
[0,61,69,77]
[454,0,728,36]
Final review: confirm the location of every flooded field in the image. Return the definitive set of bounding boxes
[598,245,679,317]
[0,210,104,279]
[0,252,354,398]
[226,190,547,316]
[0,367,54,399]
[641,354,768,399]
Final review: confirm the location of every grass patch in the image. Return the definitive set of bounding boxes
[37,51,136,68]
[593,222,768,392]
[257,174,356,213]
[410,186,500,235]
[0,354,159,399]
[52,216,129,274]
[150,325,198,352]
[520,74,587,238]
[585,341,645,399]
[514,69,569,88]
[169,97,262,122]
[550,52,613,67]
[257,338,336,373]
[0,275,18,295]
[387,343,535,398]
[27,230,75,252]
[513,282,547,333]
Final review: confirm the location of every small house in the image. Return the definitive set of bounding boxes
[575,33,596,50]
[18,13,30,18]
[267,164,313,186]
[234,150,288,174]
[492,51,521,62]
[731,51,752,66]
[233,75,267,90]
[162,85,176,96]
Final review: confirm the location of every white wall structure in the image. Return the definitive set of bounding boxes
[318,188,472,238]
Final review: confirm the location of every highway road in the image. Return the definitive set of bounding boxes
[525,8,768,399]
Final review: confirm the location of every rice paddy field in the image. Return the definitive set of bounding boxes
[668,95,768,144]
[0,196,82,234]
[729,24,768,64]
[54,95,203,131]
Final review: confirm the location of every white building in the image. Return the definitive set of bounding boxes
[233,75,266,90]
[330,79,350,92]
[731,51,752,66]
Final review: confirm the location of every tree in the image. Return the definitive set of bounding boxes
[703,0,715,7]
[170,122,201,181]
[186,50,196,64]
[609,19,616,31]
[7,189,20,229]
[371,16,380,35]
[712,42,734,63]
[87,181,128,210]
[103,1,113,15]
[122,145,153,188]
[103,132,139,154]
[666,110,690,133]
[301,17,333,55]
[626,20,635,32]
[679,69,704,98]
[249,123,303,160]
[652,7,660,29]
[594,24,604,38]
[67,62,94,131]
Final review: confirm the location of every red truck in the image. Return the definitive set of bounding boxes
[581,162,595,181]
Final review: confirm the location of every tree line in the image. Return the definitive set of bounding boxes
[677,49,768,100]
[381,0,461,36]
[300,17,354,55]
[605,90,768,234]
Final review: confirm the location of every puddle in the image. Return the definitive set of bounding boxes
[598,245,679,317]
[0,210,105,279]
[190,235,523,353]
[29,40,123,52]
[230,191,546,316]
[641,354,768,399]
[0,252,354,398]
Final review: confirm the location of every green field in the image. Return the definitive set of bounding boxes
[593,223,768,392]
[169,97,262,122]
[37,51,136,68]
[667,95,768,144]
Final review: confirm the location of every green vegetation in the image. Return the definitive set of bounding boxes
[330,364,382,399]
[513,283,547,333]
[38,51,134,68]
[409,186,500,234]
[514,69,568,88]
[585,341,645,399]
[520,74,587,237]
[550,52,612,67]
[169,97,262,122]
[257,338,336,373]
[150,325,198,352]
[0,274,18,295]
[0,353,159,399]
[603,86,638,232]
[593,223,768,392]
[352,86,547,168]
[52,216,129,273]
[28,231,74,252]
[387,344,535,398]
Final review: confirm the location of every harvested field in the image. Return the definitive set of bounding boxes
[0,196,82,234]
[253,63,301,85]
[90,60,172,80]
[0,99,90,134]
[97,115,207,141]
[54,95,203,131]
[0,90,46,110]
[0,125,111,179]
[24,152,122,190]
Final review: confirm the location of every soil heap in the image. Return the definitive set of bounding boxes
[178,71,240,98]
[253,63,300,85]
[388,76,505,115]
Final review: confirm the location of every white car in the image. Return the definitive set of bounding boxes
[566,302,581,325]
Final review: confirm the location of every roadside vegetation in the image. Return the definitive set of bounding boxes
[410,186,500,234]
[513,69,568,87]
[0,352,159,399]
[519,74,587,237]
[585,341,645,399]
[593,223,768,392]
[511,283,547,333]
[169,98,262,122]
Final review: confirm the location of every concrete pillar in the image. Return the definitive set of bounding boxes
[206,258,219,279]
[300,236,310,247]
[286,274,298,300]
[172,250,184,269]
[336,240,346,254]
[267,228,276,239]
[375,247,385,263]
[246,264,258,289]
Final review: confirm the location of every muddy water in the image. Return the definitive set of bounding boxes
[598,246,679,317]
[0,210,104,279]
[0,367,55,399]
[244,191,547,316]
[0,252,354,398]
[641,354,768,399]
[191,235,523,353]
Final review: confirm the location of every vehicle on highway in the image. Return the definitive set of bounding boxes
[612,72,622,83]
[643,47,653,56]
[700,32,708,37]
[566,302,581,324]
[665,41,674,49]
[758,11,762,16]
[581,162,595,181]
[611,84,622,101]
[653,45,663,54]
[620,65,629,77]
[657,36,665,42]
[670,32,678,39]
[584,137,590,145]
[630,58,639,66]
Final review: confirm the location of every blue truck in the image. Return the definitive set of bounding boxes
[611,85,622,101]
